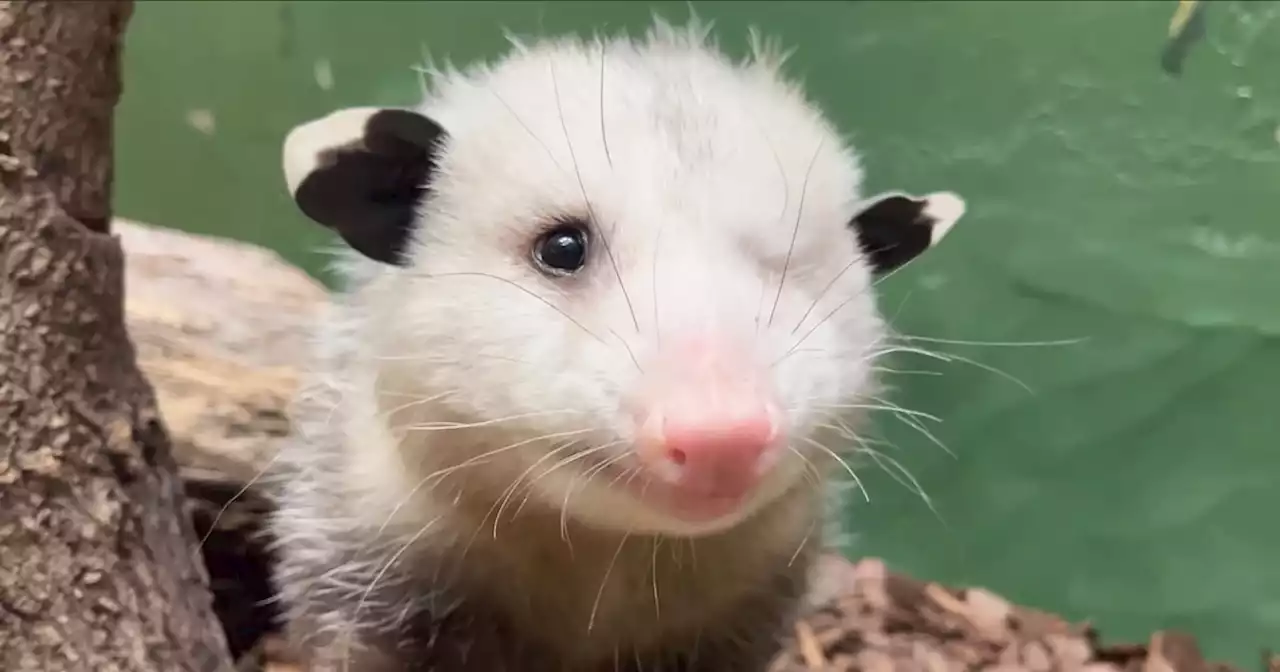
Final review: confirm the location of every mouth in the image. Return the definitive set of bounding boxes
[598,461,757,524]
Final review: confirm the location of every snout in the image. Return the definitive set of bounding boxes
[626,337,787,522]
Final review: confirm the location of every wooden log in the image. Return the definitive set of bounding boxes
[119,218,322,665]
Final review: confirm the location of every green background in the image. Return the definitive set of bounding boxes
[114,1,1280,665]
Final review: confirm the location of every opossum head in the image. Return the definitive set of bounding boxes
[282,23,964,538]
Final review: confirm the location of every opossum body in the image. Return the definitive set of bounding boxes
[269,18,965,672]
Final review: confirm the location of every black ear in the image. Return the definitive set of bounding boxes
[282,106,448,266]
[849,191,965,274]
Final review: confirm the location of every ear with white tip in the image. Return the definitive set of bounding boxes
[849,190,966,274]
[282,106,448,265]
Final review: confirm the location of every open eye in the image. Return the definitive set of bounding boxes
[532,220,589,276]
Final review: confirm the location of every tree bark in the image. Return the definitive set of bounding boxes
[0,3,234,671]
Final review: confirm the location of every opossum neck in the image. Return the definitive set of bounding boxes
[438,481,821,658]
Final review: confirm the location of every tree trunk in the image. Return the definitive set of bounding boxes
[0,2,234,671]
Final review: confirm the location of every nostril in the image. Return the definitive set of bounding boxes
[667,447,688,467]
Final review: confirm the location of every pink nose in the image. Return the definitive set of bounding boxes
[636,399,781,501]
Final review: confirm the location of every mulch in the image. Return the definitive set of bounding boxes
[769,556,1274,672]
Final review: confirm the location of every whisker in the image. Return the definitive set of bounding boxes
[460,445,609,565]
[342,514,442,672]
[867,396,954,458]
[374,388,457,422]
[377,352,523,364]
[375,425,593,536]
[489,87,565,173]
[607,326,643,373]
[650,537,662,620]
[589,532,632,634]
[490,437,587,537]
[207,378,355,551]
[788,516,817,567]
[807,402,941,424]
[894,334,1089,349]
[511,440,625,519]
[855,440,945,524]
[871,365,944,377]
[420,270,611,347]
[874,343,1037,394]
[789,256,860,336]
[598,40,613,168]
[786,444,823,486]
[767,138,826,328]
[197,449,283,551]
[752,114,791,334]
[773,289,862,368]
[799,437,869,503]
[548,57,641,333]
[401,408,585,432]
[775,238,949,367]
[563,451,630,542]
[456,442,611,566]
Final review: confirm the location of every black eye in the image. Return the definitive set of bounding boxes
[532,222,589,275]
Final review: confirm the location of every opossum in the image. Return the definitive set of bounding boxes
[268,18,965,672]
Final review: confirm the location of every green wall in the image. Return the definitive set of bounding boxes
[115,1,1280,665]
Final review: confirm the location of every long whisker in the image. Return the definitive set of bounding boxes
[342,514,442,672]
[872,343,1037,394]
[549,57,641,333]
[807,402,941,424]
[867,395,954,458]
[490,436,588,537]
[489,86,565,174]
[767,138,826,328]
[773,283,883,369]
[419,270,610,347]
[589,531,631,634]
[205,378,355,551]
[786,444,823,484]
[377,352,523,364]
[774,238,944,367]
[374,388,457,421]
[607,326,643,373]
[788,515,817,568]
[598,39,613,169]
[650,537,663,620]
[455,445,609,565]
[799,436,869,503]
[789,255,861,336]
[197,449,283,550]
[753,114,791,334]
[854,439,945,524]
[401,408,585,432]
[455,442,611,566]
[563,451,630,542]
[374,424,590,536]
[511,440,625,519]
[871,365,944,377]
[894,333,1090,348]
